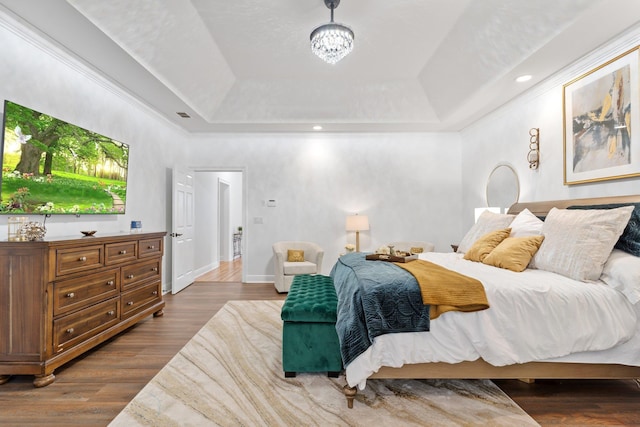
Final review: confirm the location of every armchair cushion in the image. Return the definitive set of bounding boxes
[283,261,318,275]
[287,249,305,262]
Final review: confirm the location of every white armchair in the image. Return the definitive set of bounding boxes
[386,241,435,254]
[272,241,324,293]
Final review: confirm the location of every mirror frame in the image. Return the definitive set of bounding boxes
[486,163,520,209]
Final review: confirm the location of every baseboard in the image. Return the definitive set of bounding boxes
[194,262,219,279]
[245,275,274,284]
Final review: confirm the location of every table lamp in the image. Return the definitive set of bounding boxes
[345,214,369,252]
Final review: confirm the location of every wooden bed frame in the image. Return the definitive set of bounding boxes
[343,194,640,408]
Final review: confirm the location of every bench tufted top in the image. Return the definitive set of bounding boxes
[281,275,338,323]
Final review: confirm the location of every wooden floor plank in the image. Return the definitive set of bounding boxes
[0,261,638,426]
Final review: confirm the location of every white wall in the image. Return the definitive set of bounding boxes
[0,12,188,292]
[189,133,463,282]
[459,24,640,235]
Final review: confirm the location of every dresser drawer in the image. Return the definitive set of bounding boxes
[139,237,163,258]
[53,269,120,316]
[121,281,161,320]
[105,241,138,265]
[121,259,161,290]
[55,245,103,277]
[53,298,120,354]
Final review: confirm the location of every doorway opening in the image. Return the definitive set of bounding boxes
[192,168,245,283]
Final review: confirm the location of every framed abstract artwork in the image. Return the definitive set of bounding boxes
[563,46,639,185]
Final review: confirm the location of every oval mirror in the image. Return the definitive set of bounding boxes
[486,163,520,210]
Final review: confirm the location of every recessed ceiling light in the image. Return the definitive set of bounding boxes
[515,75,532,83]
[313,125,323,131]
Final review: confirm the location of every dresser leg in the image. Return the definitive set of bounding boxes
[153,308,164,317]
[33,373,55,388]
[0,375,11,385]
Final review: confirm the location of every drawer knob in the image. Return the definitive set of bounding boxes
[66,328,74,334]
[152,290,158,296]
[79,256,87,262]
[107,310,115,316]
[107,280,114,286]
[66,292,75,298]
[127,274,134,279]
[152,267,158,272]
[119,250,127,255]
[127,301,134,306]
[148,245,155,249]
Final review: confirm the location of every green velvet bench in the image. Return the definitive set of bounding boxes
[280,274,342,378]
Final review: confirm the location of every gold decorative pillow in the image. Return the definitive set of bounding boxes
[287,249,305,262]
[410,247,424,254]
[463,228,511,263]
[483,235,545,272]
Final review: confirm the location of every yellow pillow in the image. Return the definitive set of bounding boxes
[483,235,545,272]
[410,247,424,254]
[287,249,305,262]
[463,228,511,262]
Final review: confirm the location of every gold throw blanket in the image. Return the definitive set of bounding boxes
[395,260,489,319]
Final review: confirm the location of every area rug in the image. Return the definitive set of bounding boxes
[110,300,539,426]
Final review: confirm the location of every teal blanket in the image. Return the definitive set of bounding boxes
[330,253,430,366]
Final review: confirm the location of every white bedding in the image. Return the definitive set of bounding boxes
[346,252,639,389]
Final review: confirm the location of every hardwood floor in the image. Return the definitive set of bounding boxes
[195,258,243,282]
[0,260,638,426]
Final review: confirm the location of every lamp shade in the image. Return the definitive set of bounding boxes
[346,214,369,231]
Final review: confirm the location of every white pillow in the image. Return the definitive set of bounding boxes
[534,206,634,281]
[509,208,543,238]
[458,210,515,254]
[601,249,640,304]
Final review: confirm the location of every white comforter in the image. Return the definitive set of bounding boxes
[346,252,639,389]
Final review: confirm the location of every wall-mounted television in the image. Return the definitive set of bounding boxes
[0,100,129,214]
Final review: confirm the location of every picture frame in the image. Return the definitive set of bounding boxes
[563,45,639,185]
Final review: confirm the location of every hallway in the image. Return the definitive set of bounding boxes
[195,258,242,282]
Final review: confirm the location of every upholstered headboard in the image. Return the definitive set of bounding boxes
[507,195,640,217]
[508,194,640,257]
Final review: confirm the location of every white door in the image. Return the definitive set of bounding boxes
[171,168,195,294]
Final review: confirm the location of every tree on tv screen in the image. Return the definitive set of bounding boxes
[1,101,129,214]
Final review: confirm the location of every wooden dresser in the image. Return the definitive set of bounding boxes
[0,231,166,387]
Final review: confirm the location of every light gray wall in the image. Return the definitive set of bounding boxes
[194,172,218,275]
[189,133,463,282]
[0,12,188,292]
[459,25,640,236]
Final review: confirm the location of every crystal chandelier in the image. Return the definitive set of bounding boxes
[310,0,354,64]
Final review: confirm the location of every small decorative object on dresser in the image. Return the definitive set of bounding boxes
[0,231,166,387]
[7,216,28,241]
[19,221,47,241]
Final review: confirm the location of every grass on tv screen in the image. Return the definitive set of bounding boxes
[1,100,128,214]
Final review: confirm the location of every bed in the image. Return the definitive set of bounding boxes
[331,195,640,408]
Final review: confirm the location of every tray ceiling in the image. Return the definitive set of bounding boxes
[0,0,638,133]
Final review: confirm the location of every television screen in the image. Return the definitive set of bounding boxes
[1,100,129,214]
